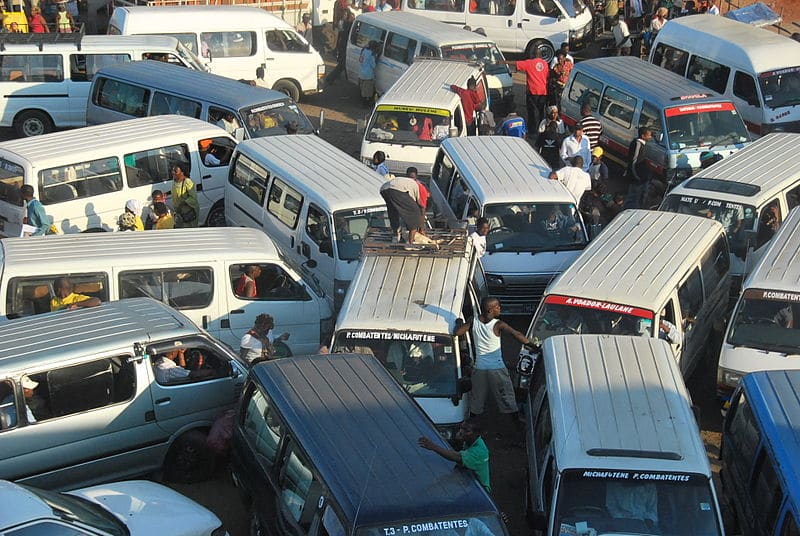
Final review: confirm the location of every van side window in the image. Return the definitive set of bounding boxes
[266,30,309,53]
[733,71,761,108]
[24,357,136,422]
[728,392,760,467]
[0,54,63,82]
[567,72,603,110]
[280,443,322,531]
[638,102,662,143]
[199,136,235,168]
[533,396,552,471]
[419,43,437,58]
[782,513,800,536]
[70,54,131,82]
[306,204,332,251]
[526,0,561,17]
[230,264,310,301]
[600,87,637,128]
[756,199,782,249]
[699,236,729,299]
[447,177,469,217]
[687,55,730,94]
[787,184,800,211]
[751,449,783,532]
[151,91,201,118]
[39,157,123,205]
[652,44,688,76]
[384,33,417,66]
[677,267,703,329]
[268,178,303,230]
[241,386,284,472]
[124,143,190,188]
[91,77,150,117]
[432,152,455,196]
[119,268,214,309]
[230,153,270,206]
[350,21,385,48]
[407,0,462,13]
[6,274,109,318]
[0,380,18,431]
[200,31,256,58]
[163,33,199,55]
[150,340,232,385]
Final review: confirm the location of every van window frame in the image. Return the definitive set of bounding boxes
[733,71,761,108]
[350,20,386,48]
[91,77,151,117]
[118,267,214,310]
[687,54,731,95]
[0,379,19,431]
[6,273,109,318]
[567,72,603,111]
[124,143,190,189]
[69,53,131,82]
[0,53,64,83]
[39,156,123,205]
[750,447,784,533]
[267,177,304,230]
[599,86,637,128]
[278,439,323,534]
[638,101,663,146]
[240,383,286,476]
[150,91,202,119]
[699,235,729,301]
[383,32,417,66]
[726,390,761,471]
[229,152,271,208]
[677,266,704,330]
[652,43,689,77]
[229,263,311,302]
[200,31,257,58]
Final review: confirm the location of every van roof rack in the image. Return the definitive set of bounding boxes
[361,227,471,258]
[0,31,83,52]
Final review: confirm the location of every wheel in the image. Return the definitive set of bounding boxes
[205,201,226,227]
[14,110,53,138]
[525,40,555,63]
[272,79,301,102]
[163,429,216,483]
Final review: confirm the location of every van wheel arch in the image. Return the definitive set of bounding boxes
[272,79,301,102]
[13,109,54,137]
[525,39,555,63]
[163,428,216,483]
[206,200,226,227]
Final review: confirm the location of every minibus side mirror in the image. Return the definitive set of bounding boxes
[657,131,664,143]
[530,511,548,530]
[319,110,325,129]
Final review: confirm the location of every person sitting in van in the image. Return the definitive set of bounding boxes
[541,205,582,237]
[50,277,101,312]
[21,375,49,423]
[235,265,262,298]
[418,421,491,492]
[239,313,291,365]
[606,481,659,530]
[410,115,434,141]
[471,217,490,257]
[153,202,175,230]
[659,313,682,345]
[171,163,200,228]
[550,156,591,204]
[560,124,591,171]
[154,347,215,384]
[432,116,452,141]
[216,112,240,136]
[450,77,483,136]
[757,205,781,247]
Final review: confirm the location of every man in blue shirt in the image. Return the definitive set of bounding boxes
[20,185,50,236]
[495,112,527,138]
[358,41,378,105]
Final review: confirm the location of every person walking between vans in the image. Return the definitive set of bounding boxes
[550,156,591,204]
[501,49,548,137]
[560,124,591,171]
[625,126,652,209]
[450,77,483,136]
[359,41,379,106]
[19,185,50,237]
[611,15,633,56]
[418,421,491,492]
[171,163,200,228]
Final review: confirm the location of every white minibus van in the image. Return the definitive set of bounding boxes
[0,228,333,354]
[0,33,203,137]
[399,0,593,60]
[430,136,587,315]
[225,135,389,309]
[650,15,800,136]
[527,210,730,378]
[717,207,800,401]
[107,5,325,100]
[360,58,488,177]
[86,60,316,139]
[660,132,800,294]
[0,116,236,236]
[346,11,514,115]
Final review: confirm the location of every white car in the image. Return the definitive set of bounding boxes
[0,479,227,535]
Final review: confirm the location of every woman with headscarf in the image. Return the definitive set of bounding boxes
[118,199,144,231]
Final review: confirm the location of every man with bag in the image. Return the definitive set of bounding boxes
[19,185,53,236]
[171,162,200,228]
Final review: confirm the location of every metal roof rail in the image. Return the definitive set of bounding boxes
[361,226,472,258]
[0,30,83,52]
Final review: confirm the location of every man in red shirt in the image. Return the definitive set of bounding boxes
[450,77,483,136]
[502,49,549,137]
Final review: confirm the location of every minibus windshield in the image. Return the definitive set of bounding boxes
[366,105,450,147]
[358,514,506,536]
[0,158,24,207]
[440,43,509,77]
[241,101,314,137]
[727,289,800,354]
[664,103,749,149]
[759,66,800,110]
[21,485,127,536]
[332,332,458,397]
[531,295,655,342]
[484,202,586,253]
[333,207,390,261]
[552,469,721,536]
[661,194,756,259]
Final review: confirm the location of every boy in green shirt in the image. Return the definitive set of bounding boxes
[419,421,491,492]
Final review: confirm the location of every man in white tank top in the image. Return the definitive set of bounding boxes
[454,297,536,429]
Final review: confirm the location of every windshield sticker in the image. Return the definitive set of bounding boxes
[345,331,436,342]
[760,66,800,78]
[745,289,800,302]
[382,520,469,534]
[581,470,692,482]
[250,102,287,113]
[376,105,450,117]
[678,197,744,211]
[348,206,385,216]
[545,295,655,319]
[676,93,710,100]
[665,102,735,117]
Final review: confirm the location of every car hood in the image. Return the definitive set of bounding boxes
[67,480,222,536]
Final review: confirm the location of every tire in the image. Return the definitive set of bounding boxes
[163,429,216,483]
[14,110,53,138]
[272,79,301,102]
[526,39,555,63]
[205,201,226,227]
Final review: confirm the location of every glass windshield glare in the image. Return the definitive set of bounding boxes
[759,67,800,110]
[241,101,314,137]
[333,207,390,261]
[531,296,655,341]
[367,106,451,147]
[358,514,506,536]
[664,106,749,149]
[483,203,586,253]
[332,332,458,396]
[661,194,755,259]
[553,470,721,536]
[21,485,127,535]
[440,43,508,76]
[728,289,800,354]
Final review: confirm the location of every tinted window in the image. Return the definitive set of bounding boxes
[782,513,800,536]
[678,267,704,328]
[526,0,561,17]
[119,268,213,309]
[124,144,189,188]
[751,450,783,532]
[600,86,637,128]
[265,29,309,53]
[729,392,760,468]
[407,0,465,12]
[567,72,603,110]
[639,101,663,142]
[92,78,150,117]
[6,274,108,318]
[229,263,310,301]
[0,379,18,431]
[280,444,320,530]
[150,91,201,118]
[384,32,417,65]
[267,178,303,230]
[733,71,760,107]
[230,153,270,206]
[350,20,385,48]
[534,396,551,471]
[788,184,800,211]
[69,53,130,82]
[0,157,24,207]
[0,54,63,82]
[38,157,122,205]
[200,31,256,58]
[305,204,331,248]
[241,386,284,471]
[652,43,689,76]
[699,236,729,299]
[688,55,731,94]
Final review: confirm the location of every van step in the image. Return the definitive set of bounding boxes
[362,227,472,258]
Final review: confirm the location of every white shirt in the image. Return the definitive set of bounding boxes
[470,231,487,257]
[659,319,682,346]
[560,134,592,171]
[707,4,719,14]
[375,2,392,10]
[537,118,566,134]
[216,117,238,135]
[240,330,273,364]
[554,166,591,203]
[154,356,190,383]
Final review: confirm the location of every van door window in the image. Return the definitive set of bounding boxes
[419,43,437,58]
[200,31,256,58]
[320,507,345,536]
[0,380,18,430]
[533,396,552,472]
[756,199,782,249]
[6,273,108,318]
[600,86,637,128]
[787,184,800,211]
[266,29,310,53]
[150,91,201,118]
[350,21,385,48]
[241,385,284,473]
[677,267,704,330]
[526,0,561,17]
[727,391,760,469]
[229,153,270,206]
[305,204,333,258]
[652,44,689,77]
[155,32,199,55]
[198,136,235,168]
[124,143,190,188]
[687,55,731,94]
[567,72,603,110]
[119,268,214,309]
[69,53,131,82]
[149,339,232,385]
[447,176,469,216]
[280,444,322,533]
[39,157,123,205]
[638,101,663,144]
[267,178,303,230]
[91,78,150,117]
[750,449,783,533]
[733,71,761,108]
[432,151,456,195]
[22,356,136,422]
[0,54,63,82]
[384,33,417,66]
[406,0,462,13]
[699,236,729,300]
[230,264,310,301]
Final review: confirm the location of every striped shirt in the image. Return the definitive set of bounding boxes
[579,114,603,149]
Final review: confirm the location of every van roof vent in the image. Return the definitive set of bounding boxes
[0,31,83,52]
[586,448,683,461]
[362,227,472,259]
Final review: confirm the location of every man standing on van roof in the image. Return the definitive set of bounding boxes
[50,277,101,312]
[380,174,424,246]
[418,421,491,492]
[500,49,548,139]
[450,77,483,136]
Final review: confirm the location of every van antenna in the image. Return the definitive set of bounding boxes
[351,444,378,536]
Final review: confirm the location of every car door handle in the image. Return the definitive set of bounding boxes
[155,397,171,405]
[230,309,245,314]
[202,174,211,179]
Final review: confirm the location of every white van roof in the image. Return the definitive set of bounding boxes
[668,133,800,206]
[545,334,710,475]
[657,15,800,74]
[356,11,499,47]
[0,227,281,273]
[0,34,184,52]
[546,210,725,310]
[235,135,386,212]
[0,298,196,374]
[377,58,480,110]
[111,5,295,32]
[440,136,573,204]
[0,115,230,167]
[744,207,800,293]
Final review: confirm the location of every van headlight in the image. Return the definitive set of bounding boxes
[718,367,743,388]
